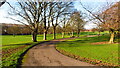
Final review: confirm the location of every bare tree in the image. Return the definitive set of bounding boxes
[80,1,119,43]
[61,12,76,38]
[7,24,20,36]
[100,2,119,43]
[70,11,85,37]
[61,18,65,38]
[0,0,6,7]
[42,2,56,40]
[20,26,31,35]
[67,17,76,37]
[7,0,43,42]
[51,2,73,39]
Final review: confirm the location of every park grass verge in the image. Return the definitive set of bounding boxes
[56,35,119,66]
[1,41,49,68]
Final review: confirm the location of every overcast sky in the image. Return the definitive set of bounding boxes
[0,0,119,29]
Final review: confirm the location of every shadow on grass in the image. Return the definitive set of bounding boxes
[57,35,112,47]
[2,42,34,46]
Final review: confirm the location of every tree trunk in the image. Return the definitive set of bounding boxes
[98,31,100,36]
[109,31,115,43]
[43,30,47,40]
[62,32,65,38]
[77,29,80,37]
[53,27,56,39]
[68,32,71,37]
[32,31,37,42]
[72,31,74,37]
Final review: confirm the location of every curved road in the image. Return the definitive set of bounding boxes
[22,38,94,66]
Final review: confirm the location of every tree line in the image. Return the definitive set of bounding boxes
[1,22,85,36]
[1,1,119,43]
[6,0,85,42]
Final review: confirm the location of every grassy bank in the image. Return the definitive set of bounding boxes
[56,35,119,66]
[1,42,41,67]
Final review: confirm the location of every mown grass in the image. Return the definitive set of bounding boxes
[1,33,70,46]
[1,31,109,67]
[1,33,70,67]
[1,31,109,46]
[56,35,119,66]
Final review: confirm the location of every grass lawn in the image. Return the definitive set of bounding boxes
[1,33,70,45]
[56,35,119,66]
[1,31,109,67]
[1,31,109,45]
[1,33,70,67]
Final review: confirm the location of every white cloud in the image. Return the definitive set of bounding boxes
[0,2,22,24]
[84,22,97,29]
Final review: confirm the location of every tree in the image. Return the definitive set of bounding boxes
[7,24,20,36]
[42,2,56,40]
[20,26,31,35]
[60,13,72,38]
[67,18,76,37]
[51,2,73,39]
[61,17,68,38]
[1,23,8,35]
[100,2,119,43]
[80,1,119,43]
[38,23,44,34]
[0,0,6,7]
[69,12,85,37]
[56,25,63,34]
[7,0,43,42]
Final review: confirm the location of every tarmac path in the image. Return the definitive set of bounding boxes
[22,37,94,66]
